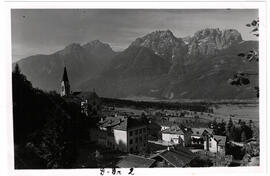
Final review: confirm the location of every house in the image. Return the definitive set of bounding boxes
[191,128,213,145]
[97,116,148,153]
[204,135,226,154]
[150,146,196,167]
[116,154,156,168]
[161,125,192,147]
[76,91,102,116]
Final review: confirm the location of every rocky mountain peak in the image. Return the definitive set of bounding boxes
[57,43,83,56]
[150,29,175,38]
[187,28,243,56]
[130,30,187,62]
[83,40,111,49]
[131,30,180,47]
[193,28,242,41]
[83,40,114,55]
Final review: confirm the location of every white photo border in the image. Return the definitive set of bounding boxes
[0,1,268,176]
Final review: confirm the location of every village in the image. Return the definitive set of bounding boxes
[60,67,260,168]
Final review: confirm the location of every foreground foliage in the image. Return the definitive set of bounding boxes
[13,64,84,168]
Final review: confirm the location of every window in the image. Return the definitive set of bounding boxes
[139,129,142,134]
[135,137,138,143]
[209,142,212,148]
[130,139,133,144]
[135,130,138,135]
[129,131,133,136]
[139,137,142,142]
[130,147,133,153]
[144,135,147,141]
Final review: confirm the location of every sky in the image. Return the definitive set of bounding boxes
[11,9,258,62]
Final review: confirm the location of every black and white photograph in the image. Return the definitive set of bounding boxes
[0,1,269,175]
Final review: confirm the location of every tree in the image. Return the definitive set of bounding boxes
[14,63,21,74]
[228,18,259,97]
[226,117,234,141]
[13,68,81,168]
[227,117,233,131]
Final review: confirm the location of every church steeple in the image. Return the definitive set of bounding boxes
[60,66,70,96]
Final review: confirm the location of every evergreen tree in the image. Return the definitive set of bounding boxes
[14,63,21,74]
[226,117,234,140]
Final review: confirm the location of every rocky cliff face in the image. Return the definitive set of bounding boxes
[187,28,243,56]
[130,30,188,63]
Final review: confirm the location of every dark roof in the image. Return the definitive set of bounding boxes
[161,125,184,135]
[62,66,69,82]
[117,154,155,168]
[151,147,196,167]
[99,116,146,131]
[213,135,227,146]
[191,128,213,137]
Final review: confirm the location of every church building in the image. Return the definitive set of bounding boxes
[60,66,101,117]
[60,66,70,97]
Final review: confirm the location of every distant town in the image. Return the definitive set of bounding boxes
[20,66,257,168]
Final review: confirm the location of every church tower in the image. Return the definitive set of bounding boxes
[60,66,70,97]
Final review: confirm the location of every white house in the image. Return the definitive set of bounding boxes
[204,135,226,154]
[191,128,213,145]
[97,116,148,153]
[161,125,192,147]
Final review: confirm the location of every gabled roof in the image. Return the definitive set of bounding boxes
[161,125,184,135]
[117,154,156,168]
[62,66,69,82]
[99,116,146,131]
[213,135,227,146]
[191,128,213,137]
[151,147,196,167]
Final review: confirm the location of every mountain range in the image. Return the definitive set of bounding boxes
[15,28,258,100]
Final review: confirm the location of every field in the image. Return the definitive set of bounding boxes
[104,97,259,126]
[212,103,259,123]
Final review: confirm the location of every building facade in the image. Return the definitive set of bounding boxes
[191,128,213,145]
[161,125,191,147]
[204,135,226,155]
[97,116,148,153]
